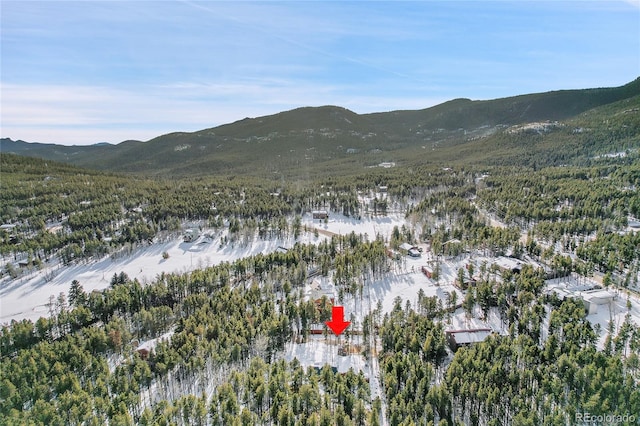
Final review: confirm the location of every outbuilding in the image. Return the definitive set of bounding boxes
[421,265,433,278]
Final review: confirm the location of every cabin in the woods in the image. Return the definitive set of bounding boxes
[312,210,329,220]
[494,257,523,275]
[135,332,174,360]
[454,277,477,290]
[183,228,199,242]
[399,242,421,257]
[580,289,616,314]
[445,328,493,351]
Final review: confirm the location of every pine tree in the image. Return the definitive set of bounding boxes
[68,279,87,308]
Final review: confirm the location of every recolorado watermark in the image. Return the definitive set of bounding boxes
[575,412,637,425]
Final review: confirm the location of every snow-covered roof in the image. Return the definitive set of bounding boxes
[443,238,462,245]
[582,289,616,305]
[136,331,174,353]
[494,257,522,271]
[446,328,492,345]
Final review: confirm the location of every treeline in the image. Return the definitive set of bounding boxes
[373,267,640,425]
[477,165,636,225]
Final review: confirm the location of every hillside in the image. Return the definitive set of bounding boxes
[2,77,639,177]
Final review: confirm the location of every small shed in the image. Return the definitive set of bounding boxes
[454,278,477,291]
[421,265,433,279]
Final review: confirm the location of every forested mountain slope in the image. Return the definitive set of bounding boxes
[2,78,639,178]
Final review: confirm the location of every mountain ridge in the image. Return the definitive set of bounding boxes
[2,77,639,177]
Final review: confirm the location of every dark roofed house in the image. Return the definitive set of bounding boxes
[445,328,492,351]
[312,210,329,220]
[454,277,477,290]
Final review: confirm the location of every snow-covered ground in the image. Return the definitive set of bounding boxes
[0,213,407,324]
[284,337,367,374]
[301,211,406,240]
[0,226,321,323]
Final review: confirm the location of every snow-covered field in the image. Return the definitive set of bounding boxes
[302,211,406,240]
[0,213,407,324]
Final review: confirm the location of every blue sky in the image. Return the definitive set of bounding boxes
[1,1,639,145]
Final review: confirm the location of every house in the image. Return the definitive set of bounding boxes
[445,328,492,351]
[312,210,329,220]
[399,242,413,252]
[454,277,477,291]
[399,243,421,257]
[312,365,339,374]
[183,229,198,242]
[581,289,616,314]
[494,257,523,274]
[306,280,335,308]
[135,332,174,360]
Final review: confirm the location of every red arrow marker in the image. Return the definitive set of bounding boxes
[326,306,351,336]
